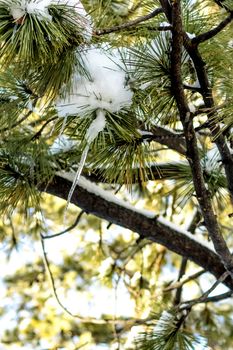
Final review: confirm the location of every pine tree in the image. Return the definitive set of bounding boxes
[0,0,233,349]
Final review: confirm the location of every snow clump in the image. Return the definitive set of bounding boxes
[56,47,133,118]
[9,0,88,22]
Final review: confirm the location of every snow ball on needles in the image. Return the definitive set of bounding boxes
[56,48,133,117]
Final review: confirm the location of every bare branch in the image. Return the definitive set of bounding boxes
[41,211,85,240]
[93,8,164,36]
[180,271,230,309]
[192,13,233,44]
[169,0,233,279]
[165,269,205,292]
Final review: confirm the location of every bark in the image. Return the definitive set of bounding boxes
[41,174,233,289]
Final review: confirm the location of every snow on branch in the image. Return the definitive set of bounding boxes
[57,171,214,253]
[43,173,233,289]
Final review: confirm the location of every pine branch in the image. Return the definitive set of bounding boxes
[183,37,233,202]
[0,110,32,133]
[192,12,233,44]
[94,7,164,35]
[169,0,233,280]
[40,174,233,290]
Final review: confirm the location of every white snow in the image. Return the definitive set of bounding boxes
[85,109,106,144]
[57,171,216,253]
[57,48,133,213]
[137,129,153,137]
[158,216,215,252]
[50,135,76,154]
[9,0,89,23]
[10,0,53,21]
[56,48,133,117]
[153,311,174,333]
[187,32,196,39]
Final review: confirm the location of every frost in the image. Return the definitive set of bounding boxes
[188,102,196,113]
[187,32,196,39]
[137,129,153,137]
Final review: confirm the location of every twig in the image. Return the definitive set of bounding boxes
[165,269,205,292]
[31,116,57,140]
[202,290,233,303]
[94,8,164,36]
[41,211,85,239]
[179,271,230,310]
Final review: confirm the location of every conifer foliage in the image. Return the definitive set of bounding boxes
[0,0,233,349]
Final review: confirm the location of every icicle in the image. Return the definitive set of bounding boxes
[64,144,89,213]
[64,109,106,217]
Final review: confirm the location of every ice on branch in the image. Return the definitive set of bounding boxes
[56,48,133,117]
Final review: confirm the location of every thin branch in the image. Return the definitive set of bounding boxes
[93,8,164,36]
[173,210,202,305]
[192,12,233,44]
[180,271,230,309]
[31,116,57,140]
[202,290,233,303]
[41,211,84,239]
[165,269,205,292]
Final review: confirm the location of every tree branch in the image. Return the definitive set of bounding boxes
[183,36,233,201]
[93,8,164,36]
[149,125,186,155]
[192,12,233,44]
[169,0,233,279]
[40,174,233,289]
